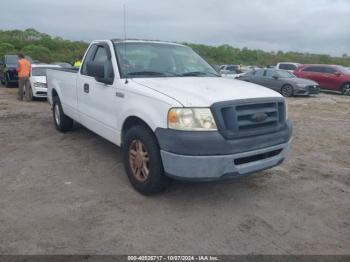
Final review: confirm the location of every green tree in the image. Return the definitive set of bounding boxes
[22,45,52,63]
[0,42,16,58]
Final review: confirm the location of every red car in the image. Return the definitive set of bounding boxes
[294,64,350,95]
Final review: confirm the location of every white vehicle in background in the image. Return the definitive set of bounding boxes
[29,64,61,100]
[276,62,301,72]
[220,69,241,79]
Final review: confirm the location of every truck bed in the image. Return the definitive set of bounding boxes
[47,68,79,114]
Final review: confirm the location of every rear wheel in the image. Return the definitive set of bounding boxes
[281,84,294,97]
[123,126,169,195]
[53,96,73,132]
[341,83,350,96]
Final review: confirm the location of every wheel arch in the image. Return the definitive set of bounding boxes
[121,116,157,148]
[281,83,294,96]
[341,82,350,94]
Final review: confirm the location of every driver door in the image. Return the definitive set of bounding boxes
[263,69,283,92]
[77,43,123,144]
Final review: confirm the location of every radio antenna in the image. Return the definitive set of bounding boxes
[123,3,129,84]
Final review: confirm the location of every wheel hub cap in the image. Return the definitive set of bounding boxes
[129,140,150,182]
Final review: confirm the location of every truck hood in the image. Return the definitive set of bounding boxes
[132,77,282,107]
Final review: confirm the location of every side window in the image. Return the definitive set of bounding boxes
[93,47,108,63]
[92,46,114,81]
[265,70,275,78]
[303,66,323,73]
[81,45,97,75]
[254,69,265,77]
[279,64,297,70]
[323,67,336,74]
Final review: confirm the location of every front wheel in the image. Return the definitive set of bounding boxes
[53,96,73,132]
[123,126,170,195]
[341,83,350,96]
[281,84,294,97]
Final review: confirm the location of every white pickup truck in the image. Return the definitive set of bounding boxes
[47,39,292,195]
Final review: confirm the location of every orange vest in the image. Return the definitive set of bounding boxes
[17,59,31,78]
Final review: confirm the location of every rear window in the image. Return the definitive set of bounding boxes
[5,55,18,64]
[279,64,297,70]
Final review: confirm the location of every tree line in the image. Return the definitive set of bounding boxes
[0,28,349,67]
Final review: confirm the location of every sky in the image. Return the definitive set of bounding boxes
[1,0,350,56]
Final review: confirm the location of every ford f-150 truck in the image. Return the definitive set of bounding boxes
[47,39,292,195]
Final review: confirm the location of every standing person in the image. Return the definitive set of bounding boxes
[16,53,31,101]
[73,56,82,68]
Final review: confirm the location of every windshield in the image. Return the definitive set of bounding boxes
[32,67,57,76]
[114,42,219,78]
[277,70,296,78]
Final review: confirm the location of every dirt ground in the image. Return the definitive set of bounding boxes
[0,85,349,255]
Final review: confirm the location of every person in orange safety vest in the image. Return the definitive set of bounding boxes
[16,52,31,101]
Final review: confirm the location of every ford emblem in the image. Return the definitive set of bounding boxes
[251,112,268,122]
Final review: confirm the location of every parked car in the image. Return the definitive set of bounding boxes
[237,68,319,97]
[294,64,350,95]
[220,64,244,74]
[276,62,301,72]
[28,64,61,100]
[220,69,241,79]
[0,55,32,87]
[47,39,292,195]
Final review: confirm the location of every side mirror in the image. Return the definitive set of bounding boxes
[272,75,279,80]
[334,72,341,77]
[86,62,113,85]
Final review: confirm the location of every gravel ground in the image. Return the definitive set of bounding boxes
[0,85,349,255]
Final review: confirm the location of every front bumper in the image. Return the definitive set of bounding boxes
[161,139,291,181]
[32,87,48,98]
[156,121,293,181]
[295,85,320,95]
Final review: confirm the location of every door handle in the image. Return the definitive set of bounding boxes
[84,83,89,93]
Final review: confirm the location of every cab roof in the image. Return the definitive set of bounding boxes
[110,39,186,47]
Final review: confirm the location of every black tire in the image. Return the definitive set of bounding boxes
[341,83,350,96]
[123,125,170,195]
[53,96,73,132]
[281,84,294,97]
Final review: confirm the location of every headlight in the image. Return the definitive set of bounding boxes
[296,83,307,88]
[33,82,47,88]
[168,108,217,131]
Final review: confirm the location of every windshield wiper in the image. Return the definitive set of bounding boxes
[181,71,219,77]
[125,71,178,77]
